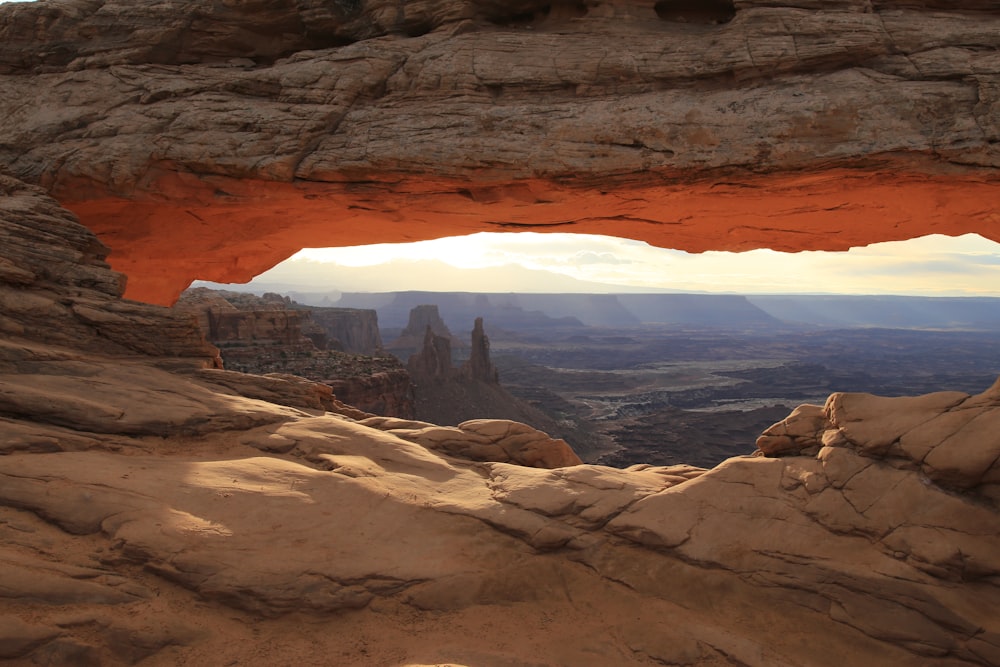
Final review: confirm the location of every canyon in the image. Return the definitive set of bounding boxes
[175,288,416,417]
[325,290,1000,466]
[1,0,1000,665]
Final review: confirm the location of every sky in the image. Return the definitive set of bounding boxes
[219,232,1000,297]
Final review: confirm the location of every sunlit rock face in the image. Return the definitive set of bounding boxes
[1,0,998,303]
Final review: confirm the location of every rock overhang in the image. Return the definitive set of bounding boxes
[61,166,1000,304]
[1,0,998,304]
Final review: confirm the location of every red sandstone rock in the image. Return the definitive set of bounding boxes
[0,173,219,365]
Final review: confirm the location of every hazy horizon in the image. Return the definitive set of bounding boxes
[196,232,1000,298]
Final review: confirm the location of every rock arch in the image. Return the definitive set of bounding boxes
[0,0,997,304]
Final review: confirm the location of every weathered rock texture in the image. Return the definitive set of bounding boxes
[324,367,417,419]
[360,415,584,468]
[2,171,1000,664]
[757,384,1000,496]
[0,173,219,366]
[176,288,324,358]
[2,0,998,303]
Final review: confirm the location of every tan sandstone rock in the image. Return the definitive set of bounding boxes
[759,385,1000,493]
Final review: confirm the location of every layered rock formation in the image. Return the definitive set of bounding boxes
[176,288,323,361]
[176,287,416,417]
[0,174,219,367]
[178,288,383,355]
[1,0,998,302]
[305,306,382,354]
[324,366,416,420]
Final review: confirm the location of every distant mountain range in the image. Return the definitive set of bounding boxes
[747,295,1000,330]
[328,292,1000,332]
[237,257,679,295]
[195,282,1000,332]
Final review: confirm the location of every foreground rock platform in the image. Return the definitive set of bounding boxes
[1,173,999,666]
[3,345,999,665]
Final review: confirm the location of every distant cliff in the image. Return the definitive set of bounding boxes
[404,310,599,456]
[175,288,414,417]
[339,292,587,331]
[295,305,382,354]
[333,291,789,330]
[388,303,466,361]
[178,289,316,357]
[337,291,1000,332]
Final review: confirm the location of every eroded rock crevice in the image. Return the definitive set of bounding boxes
[654,0,736,24]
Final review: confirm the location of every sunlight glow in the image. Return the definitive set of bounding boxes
[257,233,1000,296]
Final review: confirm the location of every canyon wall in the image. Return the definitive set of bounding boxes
[325,369,417,419]
[0,0,997,302]
[176,288,416,417]
[305,307,383,354]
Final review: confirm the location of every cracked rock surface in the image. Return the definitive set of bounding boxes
[1,175,999,665]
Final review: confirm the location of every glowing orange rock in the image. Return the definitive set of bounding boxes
[64,166,1000,304]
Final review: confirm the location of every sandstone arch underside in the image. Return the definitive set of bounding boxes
[2,0,999,303]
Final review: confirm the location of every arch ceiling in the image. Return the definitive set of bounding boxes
[1,0,997,303]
